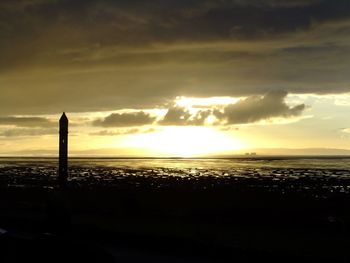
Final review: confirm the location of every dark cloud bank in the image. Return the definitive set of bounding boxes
[1,0,348,47]
[0,0,349,114]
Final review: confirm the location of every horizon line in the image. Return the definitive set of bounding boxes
[2,154,350,159]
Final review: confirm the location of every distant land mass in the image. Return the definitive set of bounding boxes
[256,148,350,156]
[2,148,350,157]
[216,148,350,157]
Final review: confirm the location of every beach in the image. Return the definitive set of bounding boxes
[0,157,350,262]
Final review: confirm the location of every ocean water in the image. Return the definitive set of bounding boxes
[1,156,350,170]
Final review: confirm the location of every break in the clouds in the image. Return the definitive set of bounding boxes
[0,0,350,114]
[0,116,55,127]
[93,112,156,127]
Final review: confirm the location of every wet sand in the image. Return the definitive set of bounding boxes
[0,165,350,262]
[1,164,350,197]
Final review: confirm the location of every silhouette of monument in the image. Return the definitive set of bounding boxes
[59,112,68,188]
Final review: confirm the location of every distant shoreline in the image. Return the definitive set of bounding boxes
[2,155,350,160]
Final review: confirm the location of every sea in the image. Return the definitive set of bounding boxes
[1,156,350,169]
[1,157,350,196]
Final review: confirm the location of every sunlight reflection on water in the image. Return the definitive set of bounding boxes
[1,157,350,197]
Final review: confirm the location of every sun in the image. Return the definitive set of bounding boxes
[127,126,245,157]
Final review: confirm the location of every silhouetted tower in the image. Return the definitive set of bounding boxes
[59,112,68,188]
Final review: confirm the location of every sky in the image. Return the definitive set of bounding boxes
[1,0,350,156]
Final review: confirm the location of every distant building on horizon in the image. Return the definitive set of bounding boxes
[245,152,257,156]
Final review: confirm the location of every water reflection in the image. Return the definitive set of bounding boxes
[1,158,350,198]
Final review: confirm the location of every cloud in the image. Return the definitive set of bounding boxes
[159,91,305,126]
[158,106,191,126]
[214,90,305,125]
[89,128,139,136]
[0,128,56,137]
[340,128,350,134]
[158,106,211,126]
[0,116,55,127]
[0,1,349,114]
[93,111,156,127]
[89,127,156,136]
[1,0,348,50]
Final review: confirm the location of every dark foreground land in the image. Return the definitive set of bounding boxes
[1,165,350,262]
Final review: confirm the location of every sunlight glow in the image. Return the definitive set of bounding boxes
[175,96,240,108]
[127,126,245,157]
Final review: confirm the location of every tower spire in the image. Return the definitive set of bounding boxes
[59,112,68,188]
